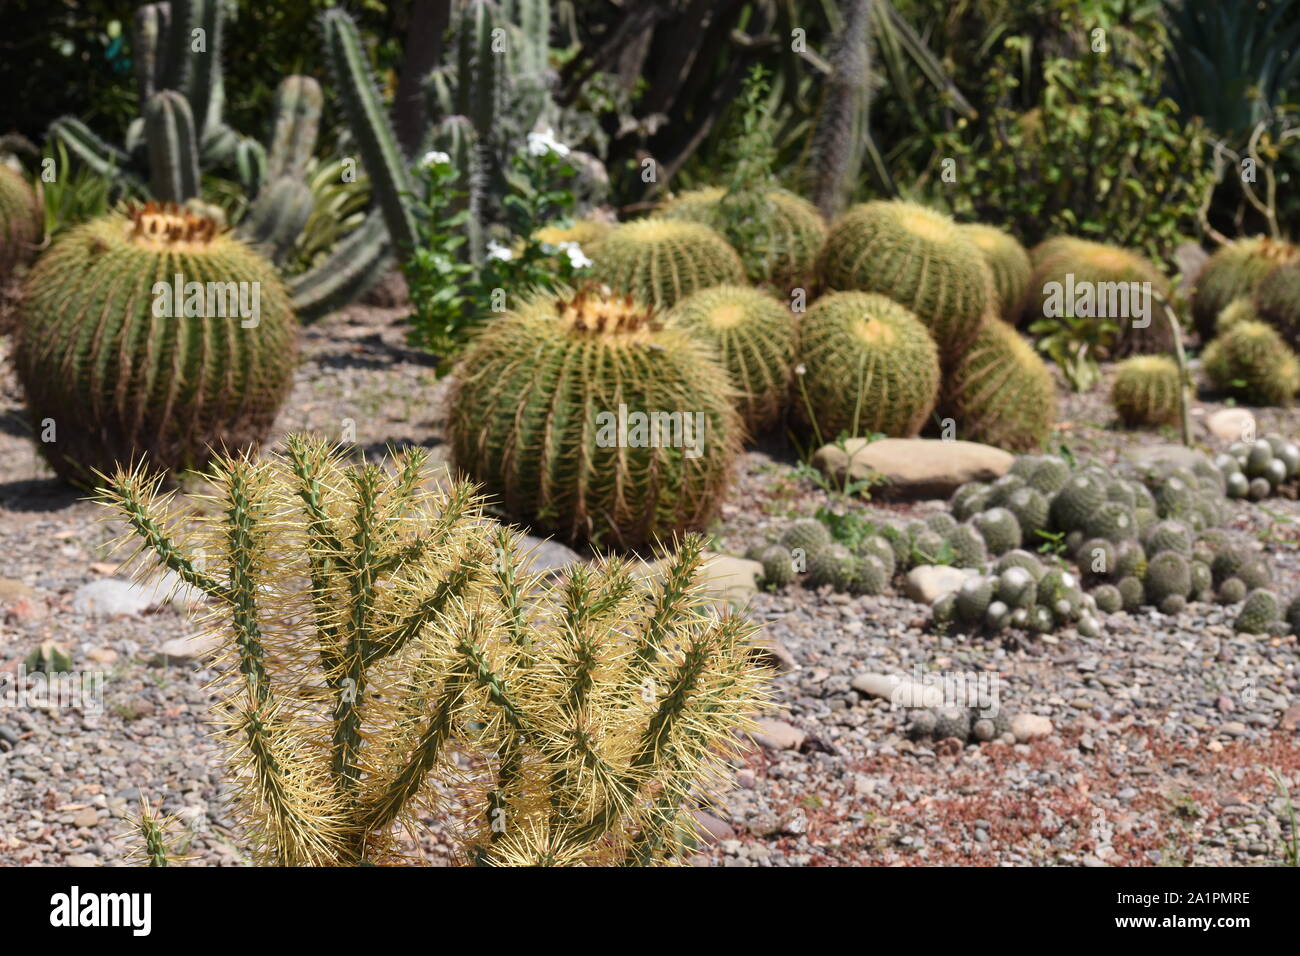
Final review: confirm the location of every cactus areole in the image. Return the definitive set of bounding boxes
[449,285,742,549]
[14,203,298,483]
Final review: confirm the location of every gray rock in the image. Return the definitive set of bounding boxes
[517,535,583,577]
[813,437,1015,500]
[72,571,207,618]
[851,673,944,708]
[747,718,805,751]
[904,565,978,604]
[154,632,224,665]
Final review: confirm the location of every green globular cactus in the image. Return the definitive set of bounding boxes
[1192,237,1299,342]
[1004,487,1049,546]
[951,482,992,521]
[1111,355,1183,428]
[143,90,201,203]
[1215,296,1257,336]
[818,201,991,365]
[447,287,743,549]
[667,285,797,436]
[1024,237,1173,355]
[0,165,42,285]
[1236,589,1281,634]
[1253,261,1300,350]
[857,535,896,578]
[959,223,1032,323]
[1146,520,1193,557]
[1091,584,1122,614]
[795,291,941,439]
[972,508,1021,555]
[1202,320,1300,406]
[955,576,996,626]
[1144,552,1192,605]
[942,318,1057,453]
[780,518,832,561]
[589,220,746,311]
[850,554,889,595]
[1083,502,1138,543]
[1117,575,1145,611]
[1285,594,1300,634]
[658,186,828,292]
[100,441,769,866]
[807,543,857,591]
[14,204,298,483]
[946,524,988,569]
[1051,473,1106,533]
[759,545,794,588]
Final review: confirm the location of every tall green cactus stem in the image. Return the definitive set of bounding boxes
[240,176,316,265]
[266,77,323,181]
[144,90,201,203]
[14,203,298,483]
[818,201,991,367]
[590,220,746,311]
[0,165,43,284]
[795,291,941,439]
[288,210,393,322]
[667,285,798,435]
[449,287,744,548]
[322,8,418,254]
[133,3,170,106]
[99,439,768,866]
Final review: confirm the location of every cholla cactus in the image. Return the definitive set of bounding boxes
[99,437,767,866]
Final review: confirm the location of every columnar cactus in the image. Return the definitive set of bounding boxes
[667,285,797,435]
[590,220,746,311]
[0,164,42,284]
[1191,237,1298,342]
[102,439,769,866]
[1111,355,1184,428]
[818,201,991,365]
[942,317,1056,452]
[658,186,828,292]
[1023,237,1173,355]
[958,223,1032,323]
[795,291,941,439]
[1202,320,1300,406]
[448,286,743,549]
[14,203,298,483]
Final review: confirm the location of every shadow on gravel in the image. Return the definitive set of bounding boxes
[0,476,83,513]
[312,344,441,373]
[359,436,444,461]
[0,408,32,440]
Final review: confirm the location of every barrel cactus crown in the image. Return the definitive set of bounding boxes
[1192,237,1298,342]
[959,223,1032,323]
[818,201,991,364]
[658,186,827,292]
[14,203,298,483]
[1111,355,1183,428]
[448,286,743,549]
[1252,260,1300,351]
[942,317,1056,452]
[667,284,796,435]
[1202,320,1300,406]
[0,164,42,285]
[588,219,746,311]
[1023,237,1172,355]
[795,291,941,439]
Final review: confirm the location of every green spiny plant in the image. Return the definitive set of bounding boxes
[14,203,298,483]
[795,290,941,440]
[589,219,746,311]
[666,284,796,436]
[1191,237,1298,341]
[1022,237,1173,356]
[941,317,1056,453]
[1216,296,1257,336]
[448,286,743,549]
[658,186,827,294]
[1252,260,1300,350]
[0,163,43,285]
[99,438,769,866]
[959,223,1032,323]
[1202,319,1300,406]
[1111,355,1185,428]
[818,200,991,366]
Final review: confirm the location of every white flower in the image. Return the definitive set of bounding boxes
[420,150,450,167]
[486,240,514,262]
[557,241,592,269]
[526,127,570,157]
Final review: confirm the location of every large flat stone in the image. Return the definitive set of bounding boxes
[812,438,1015,500]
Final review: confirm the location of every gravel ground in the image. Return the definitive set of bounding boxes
[1,294,1297,867]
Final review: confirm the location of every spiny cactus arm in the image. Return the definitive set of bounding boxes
[184,0,225,138]
[372,481,478,578]
[144,90,202,203]
[234,136,268,196]
[321,8,418,254]
[289,209,393,322]
[133,3,170,107]
[237,176,315,265]
[492,528,530,648]
[99,466,229,599]
[127,798,178,867]
[630,534,707,674]
[46,117,138,185]
[266,76,323,181]
[223,461,273,703]
[364,564,479,665]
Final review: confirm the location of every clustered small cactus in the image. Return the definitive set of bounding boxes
[102,438,769,866]
[1191,236,1298,342]
[1216,435,1300,501]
